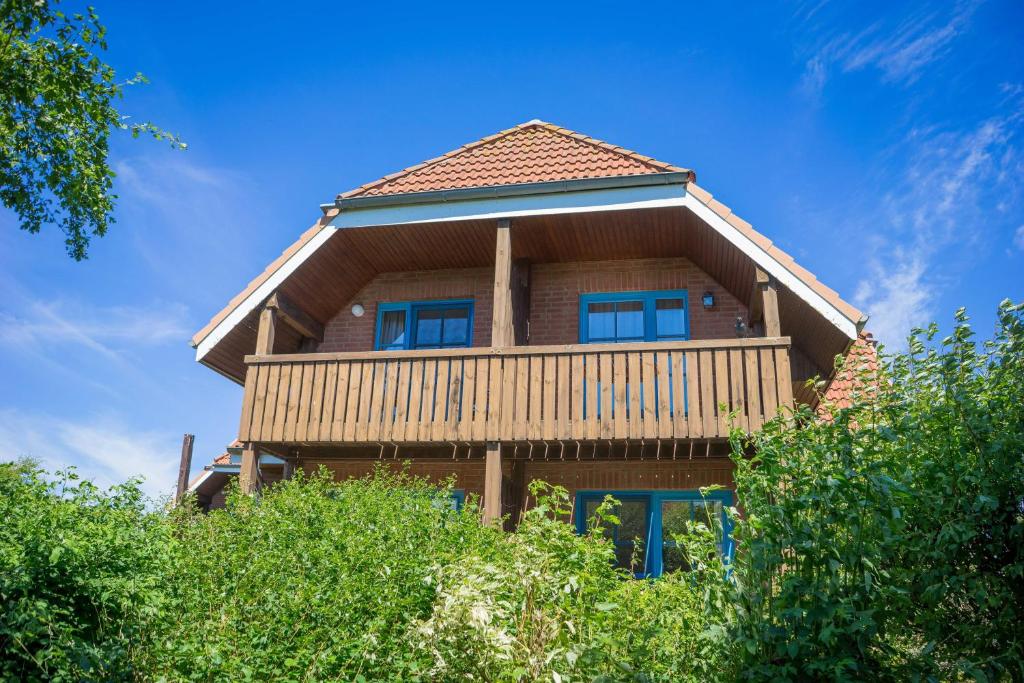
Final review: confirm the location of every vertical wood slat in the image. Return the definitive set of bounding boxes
[599,353,613,439]
[529,356,543,440]
[330,363,348,441]
[584,353,600,439]
[571,354,585,437]
[686,350,702,439]
[238,366,259,441]
[714,350,730,436]
[405,359,424,442]
[671,352,687,438]
[728,349,746,433]
[514,356,530,440]
[343,362,363,442]
[542,356,556,441]
[774,346,793,409]
[380,360,400,442]
[240,338,792,445]
[319,362,338,442]
[700,351,716,437]
[613,353,627,439]
[656,352,673,439]
[557,355,571,440]
[431,359,450,442]
[491,356,507,441]
[760,348,779,421]
[627,352,642,439]
[744,348,762,431]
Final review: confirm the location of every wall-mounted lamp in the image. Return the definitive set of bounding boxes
[702,291,715,309]
[351,303,365,317]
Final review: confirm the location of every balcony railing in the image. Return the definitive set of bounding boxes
[238,337,793,445]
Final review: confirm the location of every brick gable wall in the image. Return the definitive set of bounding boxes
[317,257,747,352]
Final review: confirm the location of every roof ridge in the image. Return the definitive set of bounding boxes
[337,121,688,200]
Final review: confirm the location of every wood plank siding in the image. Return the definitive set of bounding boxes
[238,337,793,445]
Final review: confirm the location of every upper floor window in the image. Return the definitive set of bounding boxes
[579,290,688,344]
[375,300,474,350]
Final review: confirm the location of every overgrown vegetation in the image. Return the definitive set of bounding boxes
[1,301,1021,681]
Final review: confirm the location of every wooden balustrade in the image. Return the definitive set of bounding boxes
[238,338,792,445]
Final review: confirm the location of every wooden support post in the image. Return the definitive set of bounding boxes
[510,257,531,345]
[174,433,195,504]
[751,267,781,337]
[239,443,260,494]
[255,307,277,355]
[483,441,502,524]
[283,458,295,480]
[265,292,324,343]
[491,219,514,348]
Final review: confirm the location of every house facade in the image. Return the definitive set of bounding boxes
[189,121,869,576]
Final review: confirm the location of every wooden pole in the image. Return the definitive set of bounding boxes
[255,307,277,355]
[752,267,781,337]
[491,219,514,348]
[175,433,195,504]
[239,443,260,494]
[483,441,502,524]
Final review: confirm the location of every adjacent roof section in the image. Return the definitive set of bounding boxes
[339,120,691,200]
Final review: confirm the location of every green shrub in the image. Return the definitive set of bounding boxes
[0,461,166,682]
[727,301,1024,681]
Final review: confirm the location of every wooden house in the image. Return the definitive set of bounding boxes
[189,121,871,576]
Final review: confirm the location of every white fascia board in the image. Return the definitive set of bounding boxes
[194,225,337,362]
[681,194,859,340]
[327,183,689,229]
[187,469,214,492]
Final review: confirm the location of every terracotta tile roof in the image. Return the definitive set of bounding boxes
[339,120,690,199]
[685,182,867,325]
[819,332,879,417]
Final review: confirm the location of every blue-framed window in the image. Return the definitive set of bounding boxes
[575,489,733,577]
[579,290,689,344]
[375,299,474,350]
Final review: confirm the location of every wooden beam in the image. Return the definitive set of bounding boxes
[751,267,781,337]
[174,433,195,504]
[491,219,514,347]
[483,441,502,524]
[239,443,260,494]
[255,307,277,355]
[511,257,531,345]
[266,292,324,342]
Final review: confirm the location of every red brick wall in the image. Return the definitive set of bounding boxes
[528,258,747,345]
[523,458,734,500]
[318,268,494,352]
[316,258,746,353]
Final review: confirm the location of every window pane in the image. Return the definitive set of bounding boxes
[656,298,686,339]
[441,307,470,345]
[415,309,443,347]
[616,301,644,340]
[661,500,693,573]
[615,498,649,574]
[587,302,615,340]
[379,310,407,348]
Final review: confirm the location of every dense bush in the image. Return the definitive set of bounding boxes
[0,301,1021,682]
[0,463,166,682]
[728,301,1024,681]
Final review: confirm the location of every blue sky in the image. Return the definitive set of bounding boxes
[1,0,1022,497]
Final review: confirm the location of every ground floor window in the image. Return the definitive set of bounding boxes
[574,489,733,577]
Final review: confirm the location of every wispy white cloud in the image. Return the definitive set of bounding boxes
[1013,225,1024,252]
[799,2,979,97]
[0,409,180,500]
[0,299,190,352]
[853,100,1023,345]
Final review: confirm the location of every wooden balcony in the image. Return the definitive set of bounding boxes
[238,337,793,446]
